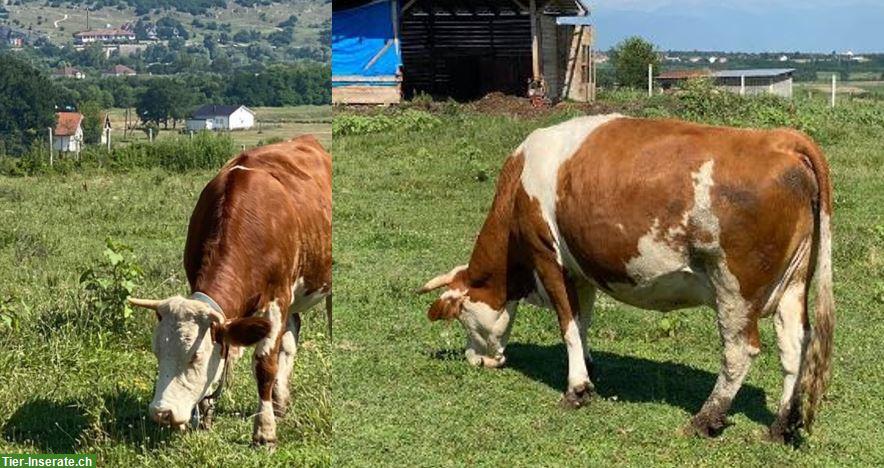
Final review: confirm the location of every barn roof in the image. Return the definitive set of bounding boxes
[54,112,83,136]
[191,104,248,118]
[712,68,795,78]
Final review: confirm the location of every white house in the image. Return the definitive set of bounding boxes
[185,105,255,132]
[53,112,84,153]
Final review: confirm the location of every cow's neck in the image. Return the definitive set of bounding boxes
[192,257,252,319]
[466,153,529,309]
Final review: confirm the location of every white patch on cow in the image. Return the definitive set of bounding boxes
[255,300,283,357]
[273,316,298,414]
[253,399,277,443]
[563,320,590,389]
[290,277,328,314]
[458,297,516,367]
[519,114,623,273]
[230,165,253,171]
[149,296,226,426]
[690,160,718,250]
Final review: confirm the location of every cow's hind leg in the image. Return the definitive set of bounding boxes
[273,312,301,417]
[769,278,810,443]
[689,272,758,437]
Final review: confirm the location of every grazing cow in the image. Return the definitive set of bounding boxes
[128,135,331,446]
[420,115,833,442]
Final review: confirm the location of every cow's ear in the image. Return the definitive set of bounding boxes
[427,295,463,322]
[219,317,272,346]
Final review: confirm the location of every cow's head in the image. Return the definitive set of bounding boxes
[128,296,271,428]
[419,265,516,368]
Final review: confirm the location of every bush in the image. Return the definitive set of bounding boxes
[333,110,441,136]
[78,238,144,335]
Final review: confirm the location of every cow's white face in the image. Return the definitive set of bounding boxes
[148,297,225,428]
[458,295,517,368]
[426,284,517,368]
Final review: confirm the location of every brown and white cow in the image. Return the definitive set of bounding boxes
[420,115,834,442]
[128,135,331,446]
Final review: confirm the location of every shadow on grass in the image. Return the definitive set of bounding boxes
[2,390,174,452]
[490,343,773,427]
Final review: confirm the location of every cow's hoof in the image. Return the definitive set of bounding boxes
[251,436,277,450]
[686,412,729,438]
[560,383,594,409]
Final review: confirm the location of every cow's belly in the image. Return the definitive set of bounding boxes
[603,268,713,311]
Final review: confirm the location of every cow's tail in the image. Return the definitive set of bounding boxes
[325,293,333,342]
[794,133,835,433]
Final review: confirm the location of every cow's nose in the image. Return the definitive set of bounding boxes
[151,408,173,426]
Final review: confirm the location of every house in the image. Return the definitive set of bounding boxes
[656,68,795,98]
[185,105,255,132]
[103,64,137,77]
[52,66,85,79]
[74,28,136,45]
[53,112,84,153]
[332,0,596,104]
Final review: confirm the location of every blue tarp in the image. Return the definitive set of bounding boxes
[332,0,402,86]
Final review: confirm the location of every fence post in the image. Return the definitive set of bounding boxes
[648,63,653,97]
[831,74,837,108]
[47,127,53,167]
[740,75,745,96]
[149,128,153,143]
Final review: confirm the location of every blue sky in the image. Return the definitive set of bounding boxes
[590,0,884,52]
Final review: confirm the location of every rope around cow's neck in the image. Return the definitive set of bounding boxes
[189,291,232,430]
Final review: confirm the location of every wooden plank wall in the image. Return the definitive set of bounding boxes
[400,1,533,100]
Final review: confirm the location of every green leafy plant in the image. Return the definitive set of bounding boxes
[79,238,144,333]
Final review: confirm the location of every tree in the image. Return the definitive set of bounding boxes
[609,36,660,89]
[79,101,103,145]
[0,54,57,154]
[136,78,194,128]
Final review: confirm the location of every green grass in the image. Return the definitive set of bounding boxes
[0,169,331,465]
[332,103,884,465]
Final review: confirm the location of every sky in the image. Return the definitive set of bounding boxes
[589,0,884,53]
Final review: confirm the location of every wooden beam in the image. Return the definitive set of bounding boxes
[530,0,540,81]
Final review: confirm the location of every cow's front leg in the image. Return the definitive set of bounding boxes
[535,260,592,408]
[575,283,598,383]
[273,313,301,417]
[252,301,285,447]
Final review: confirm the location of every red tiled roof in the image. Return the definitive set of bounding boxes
[105,64,136,75]
[54,112,83,136]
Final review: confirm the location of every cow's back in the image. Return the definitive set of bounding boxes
[519,117,819,312]
[185,136,332,309]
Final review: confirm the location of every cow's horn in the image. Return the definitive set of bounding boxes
[128,297,161,310]
[207,309,225,324]
[417,265,467,294]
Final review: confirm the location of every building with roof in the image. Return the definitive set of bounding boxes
[185,105,255,132]
[52,66,85,79]
[74,28,136,45]
[103,64,137,77]
[332,0,596,104]
[657,68,795,98]
[53,112,84,153]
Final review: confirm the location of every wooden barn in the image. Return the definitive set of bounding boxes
[332,0,596,104]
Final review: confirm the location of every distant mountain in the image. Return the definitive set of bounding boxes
[591,1,884,53]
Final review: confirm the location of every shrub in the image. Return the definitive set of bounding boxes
[333,110,441,136]
[78,238,144,335]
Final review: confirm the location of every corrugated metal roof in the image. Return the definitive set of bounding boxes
[657,69,710,80]
[191,104,244,118]
[712,68,795,78]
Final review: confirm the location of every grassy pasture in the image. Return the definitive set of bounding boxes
[0,169,331,465]
[332,103,884,465]
[107,106,332,150]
